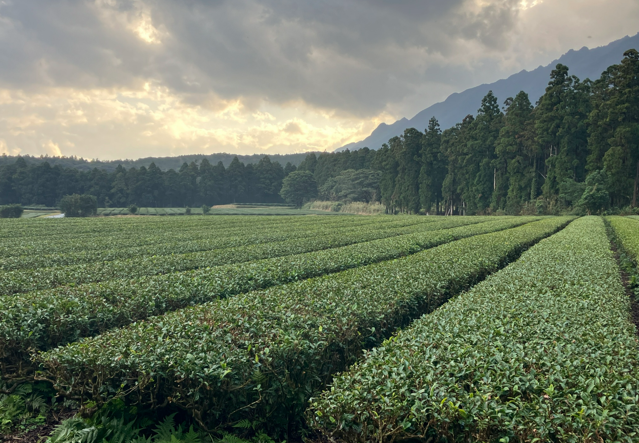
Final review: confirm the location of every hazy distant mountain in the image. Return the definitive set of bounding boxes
[337,33,639,152]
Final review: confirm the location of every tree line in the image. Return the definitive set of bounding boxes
[0,49,636,214]
[0,156,297,208]
[299,48,637,215]
[368,49,638,215]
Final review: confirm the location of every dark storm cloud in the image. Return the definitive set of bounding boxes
[0,0,521,115]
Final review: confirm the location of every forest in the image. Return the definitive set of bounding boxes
[0,49,637,214]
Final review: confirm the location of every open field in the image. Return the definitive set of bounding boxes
[97,206,341,216]
[1,215,639,442]
[20,209,61,219]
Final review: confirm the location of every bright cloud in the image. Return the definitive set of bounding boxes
[0,0,637,160]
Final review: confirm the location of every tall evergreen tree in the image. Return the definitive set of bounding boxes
[494,92,536,214]
[393,128,422,213]
[297,153,318,174]
[372,143,398,213]
[588,49,639,206]
[256,156,285,202]
[227,157,246,203]
[537,64,591,203]
[198,158,221,205]
[441,115,475,215]
[467,91,503,213]
[418,117,445,214]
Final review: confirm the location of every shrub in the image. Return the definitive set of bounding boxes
[3,217,511,374]
[185,207,192,215]
[59,195,97,217]
[128,204,138,214]
[39,218,569,438]
[0,204,23,219]
[280,171,317,207]
[201,205,211,215]
[310,217,639,442]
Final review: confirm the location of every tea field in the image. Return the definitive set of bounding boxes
[1,215,638,442]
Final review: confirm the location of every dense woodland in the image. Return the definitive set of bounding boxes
[0,155,297,207]
[0,49,637,214]
[0,152,311,173]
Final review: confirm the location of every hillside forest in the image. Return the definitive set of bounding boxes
[0,49,637,215]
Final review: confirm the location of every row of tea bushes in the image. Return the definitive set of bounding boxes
[0,213,293,240]
[0,215,413,259]
[607,216,639,264]
[1,217,537,378]
[310,217,639,442]
[39,217,570,438]
[0,217,484,293]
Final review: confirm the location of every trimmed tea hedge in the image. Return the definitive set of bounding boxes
[608,216,639,264]
[0,217,532,377]
[39,217,570,438]
[310,216,639,442]
[0,217,465,293]
[0,215,411,260]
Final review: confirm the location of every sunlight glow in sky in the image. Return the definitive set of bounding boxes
[0,0,637,160]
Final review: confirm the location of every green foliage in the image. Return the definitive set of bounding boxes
[576,170,610,214]
[0,216,442,293]
[3,217,511,376]
[494,92,537,214]
[59,194,98,217]
[0,204,24,218]
[201,205,211,215]
[185,207,192,215]
[588,49,639,207]
[39,217,567,438]
[310,217,639,442]
[393,129,422,213]
[47,413,203,443]
[558,178,586,207]
[279,171,317,207]
[318,169,380,203]
[128,205,139,214]
[607,216,639,300]
[0,381,52,433]
[418,117,446,214]
[537,64,591,200]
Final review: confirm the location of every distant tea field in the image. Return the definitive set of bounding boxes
[1,215,639,442]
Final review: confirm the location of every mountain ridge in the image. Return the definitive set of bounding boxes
[336,33,639,152]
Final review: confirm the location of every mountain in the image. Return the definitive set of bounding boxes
[336,33,639,152]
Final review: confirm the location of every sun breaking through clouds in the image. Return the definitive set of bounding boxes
[0,0,638,160]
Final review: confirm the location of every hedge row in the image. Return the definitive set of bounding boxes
[0,213,284,240]
[0,217,480,294]
[39,217,570,438]
[607,216,639,263]
[0,213,400,246]
[1,217,536,378]
[0,215,403,258]
[310,216,639,442]
[0,216,437,273]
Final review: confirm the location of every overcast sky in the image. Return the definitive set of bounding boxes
[0,0,638,160]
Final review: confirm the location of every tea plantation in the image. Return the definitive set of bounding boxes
[1,215,638,443]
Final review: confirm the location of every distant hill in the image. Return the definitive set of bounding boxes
[0,152,316,172]
[337,33,639,152]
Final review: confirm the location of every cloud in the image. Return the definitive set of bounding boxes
[0,0,526,115]
[282,121,303,134]
[43,140,62,156]
[0,0,637,159]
